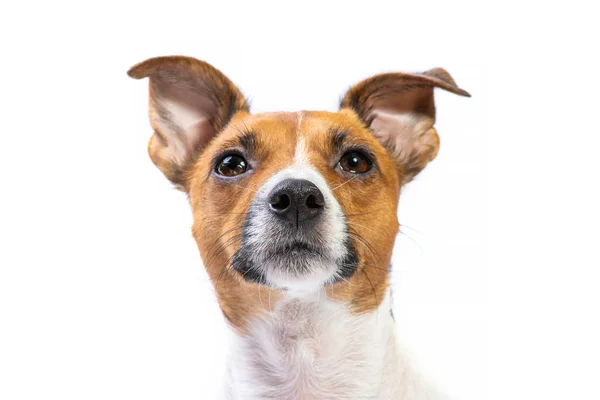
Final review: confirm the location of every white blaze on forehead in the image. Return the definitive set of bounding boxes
[293,111,309,166]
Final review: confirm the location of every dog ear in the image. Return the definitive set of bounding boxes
[128,56,249,189]
[340,68,469,184]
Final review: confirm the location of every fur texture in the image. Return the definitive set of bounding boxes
[225,290,443,400]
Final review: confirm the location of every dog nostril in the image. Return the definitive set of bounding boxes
[269,193,291,211]
[305,194,324,209]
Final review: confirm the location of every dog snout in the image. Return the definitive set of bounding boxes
[267,179,325,225]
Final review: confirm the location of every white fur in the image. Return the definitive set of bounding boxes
[294,112,309,165]
[224,290,442,400]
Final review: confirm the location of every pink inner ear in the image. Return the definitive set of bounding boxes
[369,107,438,174]
[147,71,224,164]
[189,119,217,152]
[151,92,218,164]
[370,109,422,147]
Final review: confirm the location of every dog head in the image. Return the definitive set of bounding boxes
[129,56,469,330]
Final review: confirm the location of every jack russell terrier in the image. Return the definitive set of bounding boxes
[129,56,470,399]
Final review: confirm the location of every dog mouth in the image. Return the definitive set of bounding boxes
[263,241,326,261]
[230,235,359,288]
[231,239,330,281]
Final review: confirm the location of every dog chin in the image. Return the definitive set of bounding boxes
[263,257,340,291]
[231,240,359,291]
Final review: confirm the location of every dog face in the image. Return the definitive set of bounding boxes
[129,56,469,330]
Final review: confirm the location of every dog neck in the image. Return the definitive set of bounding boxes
[223,288,437,400]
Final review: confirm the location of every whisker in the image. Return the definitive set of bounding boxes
[348,234,377,262]
[230,182,259,194]
[206,234,243,270]
[346,221,386,239]
[331,175,357,191]
[357,262,389,272]
[232,123,245,136]
[192,212,244,238]
[268,287,273,314]
[327,281,336,298]
[240,120,252,134]
[258,284,264,309]
[347,229,384,264]
[201,212,250,216]
[398,229,423,252]
[214,248,241,290]
[399,223,420,234]
[345,210,378,218]
[206,231,243,262]
[361,269,378,308]
[240,262,260,280]
[209,224,244,249]
[332,272,358,287]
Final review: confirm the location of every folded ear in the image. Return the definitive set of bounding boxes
[128,56,249,189]
[340,68,470,184]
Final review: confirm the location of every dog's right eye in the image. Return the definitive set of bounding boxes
[216,154,249,177]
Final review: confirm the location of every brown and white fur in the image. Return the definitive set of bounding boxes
[128,56,469,399]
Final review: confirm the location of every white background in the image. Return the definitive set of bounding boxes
[1,1,598,400]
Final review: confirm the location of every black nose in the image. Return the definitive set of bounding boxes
[268,179,325,226]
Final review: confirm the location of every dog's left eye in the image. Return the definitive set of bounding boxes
[216,154,249,177]
[338,151,372,174]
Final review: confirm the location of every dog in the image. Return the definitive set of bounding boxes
[128,56,469,399]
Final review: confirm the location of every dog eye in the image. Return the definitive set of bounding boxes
[216,154,248,177]
[338,151,372,174]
